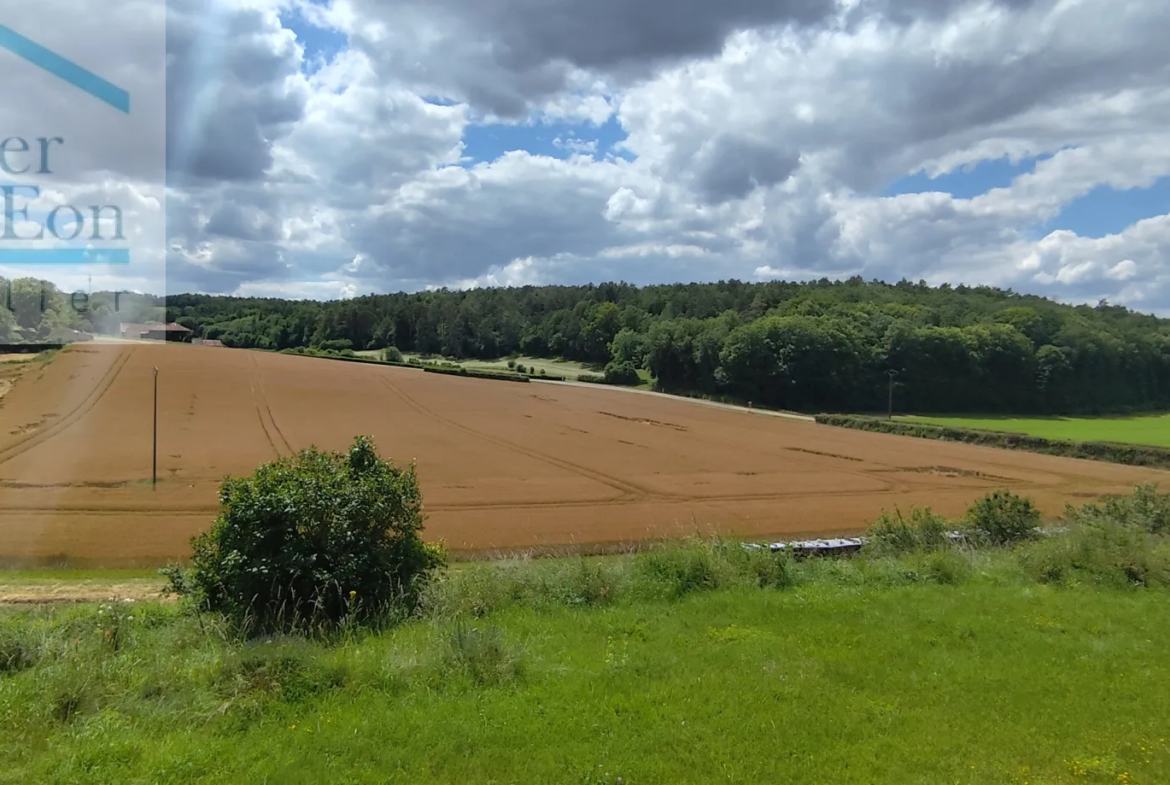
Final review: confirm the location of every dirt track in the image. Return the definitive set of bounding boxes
[0,344,1166,567]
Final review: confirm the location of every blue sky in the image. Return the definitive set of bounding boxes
[281,8,630,165]
[887,157,1170,240]
[129,0,1169,308]
[278,5,1167,245]
[279,1,346,75]
[459,115,631,164]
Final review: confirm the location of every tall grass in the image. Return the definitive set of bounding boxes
[4,486,1170,782]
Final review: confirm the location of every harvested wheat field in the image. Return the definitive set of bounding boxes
[0,343,1167,566]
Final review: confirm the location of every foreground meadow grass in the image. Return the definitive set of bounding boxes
[4,546,1170,784]
[900,412,1170,447]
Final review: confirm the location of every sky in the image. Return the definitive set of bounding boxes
[3,0,1170,312]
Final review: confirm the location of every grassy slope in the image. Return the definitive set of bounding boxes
[900,413,1170,447]
[4,570,1170,783]
[355,351,653,386]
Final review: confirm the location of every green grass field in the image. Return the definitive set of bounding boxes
[355,351,653,386]
[5,541,1170,784]
[899,412,1170,447]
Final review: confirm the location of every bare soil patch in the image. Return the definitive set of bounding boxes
[0,344,1166,566]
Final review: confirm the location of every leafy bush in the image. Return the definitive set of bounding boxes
[578,373,606,384]
[965,490,1041,545]
[1021,520,1170,588]
[1065,483,1170,534]
[168,435,445,636]
[383,346,404,363]
[515,363,527,374]
[315,339,353,352]
[866,505,951,555]
[1021,485,1170,587]
[603,360,641,386]
[506,359,516,369]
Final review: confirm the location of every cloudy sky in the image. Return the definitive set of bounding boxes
[5,0,1170,311]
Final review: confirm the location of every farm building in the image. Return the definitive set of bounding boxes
[119,322,160,339]
[143,323,193,342]
[119,322,193,342]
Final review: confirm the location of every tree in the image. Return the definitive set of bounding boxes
[0,303,14,342]
[603,360,641,385]
[169,436,445,636]
[608,328,647,368]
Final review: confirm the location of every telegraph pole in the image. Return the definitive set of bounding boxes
[886,369,898,420]
[152,366,158,488]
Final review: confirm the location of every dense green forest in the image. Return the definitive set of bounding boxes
[160,278,1170,416]
[5,275,1169,415]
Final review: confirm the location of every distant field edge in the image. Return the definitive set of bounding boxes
[815,414,1170,471]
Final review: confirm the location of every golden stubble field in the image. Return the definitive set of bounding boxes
[0,344,1165,566]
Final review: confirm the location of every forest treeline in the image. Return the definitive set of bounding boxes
[4,275,1168,415]
[162,278,1170,416]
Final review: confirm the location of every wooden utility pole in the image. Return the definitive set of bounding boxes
[886,369,898,420]
[152,366,158,488]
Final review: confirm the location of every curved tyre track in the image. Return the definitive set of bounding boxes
[377,372,658,501]
[0,348,135,468]
[250,355,293,457]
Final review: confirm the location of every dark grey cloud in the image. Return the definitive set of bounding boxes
[345,164,633,281]
[166,0,306,182]
[166,241,288,294]
[350,0,840,117]
[694,135,799,203]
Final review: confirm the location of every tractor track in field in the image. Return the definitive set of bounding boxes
[6,345,1168,564]
[376,371,666,502]
[250,354,294,457]
[0,348,135,468]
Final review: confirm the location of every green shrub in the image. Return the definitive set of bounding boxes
[516,363,527,374]
[1020,520,1170,588]
[965,490,1041,545]
[169,435,445,636]
[315,339,353,352]
[383,346,404,363]
[866,505,951,555]
[1066,483,1170,534]
[506,359,516,369]
[603,360,641,386]
[578,373,605,384]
